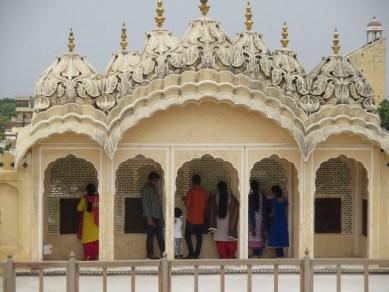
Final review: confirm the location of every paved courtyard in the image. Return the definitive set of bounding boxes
[2,274,388,292]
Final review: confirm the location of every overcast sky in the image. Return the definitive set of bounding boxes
[0,0,388,98]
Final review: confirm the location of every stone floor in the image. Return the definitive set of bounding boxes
[2,274,389,292]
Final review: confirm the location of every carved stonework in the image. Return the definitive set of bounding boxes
[104,51,141,98]
[135,30,183,82]
[300,56,376,115]
[181,17,232,70]
[231,32,272,80]
[35,54,101,111]
[271,49,308,99]
[33,16,378,118]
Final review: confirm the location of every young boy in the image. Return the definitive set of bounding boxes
[174,208,184,258]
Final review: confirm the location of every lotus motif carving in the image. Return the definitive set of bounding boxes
[305,56,376,113]
[181,18,232,70]
[231,32,271,80]
[33,17,378,118]
[35,54,100,110]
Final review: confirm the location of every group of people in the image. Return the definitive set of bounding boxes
[75,171,289,261]
[174,175,240,259]
[142,171,289,260]
[141,172,240,259]
[248,181,289,258]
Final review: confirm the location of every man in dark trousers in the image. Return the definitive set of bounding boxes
[183,174,209,259]
[142,171,165,259]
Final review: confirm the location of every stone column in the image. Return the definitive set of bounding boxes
[369,148,381,258]
[165,147,174,260]
[299,156,315,258]
[352,162,361,256]
[99,153,115,260]
[239,147,248,259]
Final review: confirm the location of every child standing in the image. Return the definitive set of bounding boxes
[174,208,184,259]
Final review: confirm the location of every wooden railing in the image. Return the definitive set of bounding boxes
[1,250,389,292]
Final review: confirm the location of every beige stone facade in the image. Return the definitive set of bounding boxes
[0,3,387,261]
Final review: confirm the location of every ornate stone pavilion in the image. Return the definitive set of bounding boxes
[0,0,387,261]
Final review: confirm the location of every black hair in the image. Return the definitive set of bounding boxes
[192,174,201,185]
[217,181,229,219]
[148,171,161,181]
[250,180,260,212]
[271,185,283,198]
[86,183,97,213]
[175,207,183,218]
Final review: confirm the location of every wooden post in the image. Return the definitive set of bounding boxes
[247,265,252,292]
[102,266,108,292]
[160,253,170,292]
[4,255,16,292]
[194,265,199,292]
[66,252,78,292]
[131,266,136,292]
[303,249,312,292]
[220,265,225,292]
[274,264,279,292]
[39,268,44,292]
[364,264,369,292]
[336,264,341,292]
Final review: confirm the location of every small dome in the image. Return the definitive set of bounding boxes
[138,29,183,80]
[304,55,376,114]
[99,50,141,112]
[367,17,384,31]
[35,53,101,112]
[272,48,307,98]
[231,31,271,80]
[181,16,232,70]
[270,23,307,99]
[34,31,101,112]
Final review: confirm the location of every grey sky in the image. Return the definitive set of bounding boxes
[0,0,388,98]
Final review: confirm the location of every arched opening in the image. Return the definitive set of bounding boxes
[175,155,239,259]
[314,156,369,258]
[43,155,98,260]
[114,155,165,259]
[249,156,300,258]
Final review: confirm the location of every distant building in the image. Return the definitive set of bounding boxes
[3,96,34,149]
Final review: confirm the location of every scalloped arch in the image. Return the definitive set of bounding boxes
[175,154,240,198]
[43,154,99,186]
[15,108,109,166]
[305,123,389,159]
[313,154,371,198]
[14,70,389,166]
[107,70,307,158]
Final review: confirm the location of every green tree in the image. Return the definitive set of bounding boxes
[378,99,389,131]
[0,98,16,140]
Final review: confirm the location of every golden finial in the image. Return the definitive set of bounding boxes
[68,28,75,53]
[281,22,289,48]
[245,1,254,31]
[121,23,128,50]
[155,0,165,28]
[332,29,341,55]
[200,0,210,17]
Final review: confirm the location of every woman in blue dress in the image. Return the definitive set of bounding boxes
[268,185,289,258]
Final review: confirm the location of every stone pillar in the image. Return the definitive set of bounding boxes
[99,154,115,260]
[369,148,381,258]
[299,156,314,258]
[352,162,361,256]
[165,147,174,260]
[239,147,248,259]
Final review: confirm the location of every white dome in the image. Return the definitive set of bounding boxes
[34,31,101,112]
